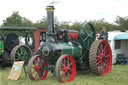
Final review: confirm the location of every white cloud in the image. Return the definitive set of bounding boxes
[0,0,128,25]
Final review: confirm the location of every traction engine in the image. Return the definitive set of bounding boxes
[0,32,32,66]
[27,6,112,83]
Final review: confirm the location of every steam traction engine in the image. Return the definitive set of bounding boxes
[27,6,112,83]
[0,27,35,66]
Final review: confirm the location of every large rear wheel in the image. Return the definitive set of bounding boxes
[27,55,48,81]
[89,40,112,76]
[55,55,76,83]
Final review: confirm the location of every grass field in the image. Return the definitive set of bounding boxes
[0,65,128,85]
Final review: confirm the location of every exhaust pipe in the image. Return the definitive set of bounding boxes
[46,6,55,34]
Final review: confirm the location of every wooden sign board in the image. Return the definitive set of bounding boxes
[8,61,24,80]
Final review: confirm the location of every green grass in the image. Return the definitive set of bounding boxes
[0,65,128,85]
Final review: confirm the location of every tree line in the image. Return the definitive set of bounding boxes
[1,11,128,32]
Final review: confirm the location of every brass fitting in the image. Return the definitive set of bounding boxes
[46,6,55,11]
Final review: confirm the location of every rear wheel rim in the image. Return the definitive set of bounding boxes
[96,40,112,75]
[89,40,112,76]
[56,55,76,83]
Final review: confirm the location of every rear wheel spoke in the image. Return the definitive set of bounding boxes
[96,60,101,65]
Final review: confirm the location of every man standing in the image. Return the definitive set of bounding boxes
[99,26,108,40]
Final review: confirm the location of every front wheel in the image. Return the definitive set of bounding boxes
[55,55,76,83]
[27,55,48,81]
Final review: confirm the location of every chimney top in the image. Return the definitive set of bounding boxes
[46,6,55,11]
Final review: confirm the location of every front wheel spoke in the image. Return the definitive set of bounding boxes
[37,57,40,64]
[37,72,41,80]
[33,62,37,66]
[60,72,65,78]
[33,60,38,66]
[67,72,71,78]
[63,72,65,81]
[62,63,65,67]
[34,72,38,79]
[104,63,108,69]
[68,63,72,67]
[67,59,69,65]
[59,68,63,71]
[32,70,35,74]
[66,72,69,80]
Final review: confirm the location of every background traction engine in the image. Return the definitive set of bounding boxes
[0,32,32,66]
[27,6,112,83]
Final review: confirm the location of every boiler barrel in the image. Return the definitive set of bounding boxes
[39,42,82,63]
[59,42,82,58]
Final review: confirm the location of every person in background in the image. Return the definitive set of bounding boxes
[99,26,108,40]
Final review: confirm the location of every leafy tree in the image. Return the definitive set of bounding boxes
[115,16,128,31]
[33,16,48,28]
[89,19,118,32]
[2,11,33,27]
[34,16,59,29]
[70,21,83,31]
[89,19,107,32]
[58,21,71,30]
[1,11,128,32]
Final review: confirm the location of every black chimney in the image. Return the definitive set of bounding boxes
[46,6,55,34]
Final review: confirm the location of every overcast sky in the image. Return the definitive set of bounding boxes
[0,0,128,25]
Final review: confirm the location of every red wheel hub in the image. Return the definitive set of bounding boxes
[34,65,41,72]
[62,67,69,72]
[30,56,48,81]
[98,54,105,63]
